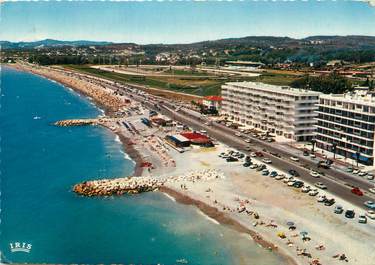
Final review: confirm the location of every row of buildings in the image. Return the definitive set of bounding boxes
[220,81,375,167]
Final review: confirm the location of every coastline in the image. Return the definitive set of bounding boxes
[6,63,301,265]
[159,186,299,265]
[7,63,144,176]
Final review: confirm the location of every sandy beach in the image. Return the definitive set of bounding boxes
[10,63,375,265]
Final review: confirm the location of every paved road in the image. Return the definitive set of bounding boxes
[68,70,375,211]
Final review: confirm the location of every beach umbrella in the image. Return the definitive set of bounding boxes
[286,221,295,226]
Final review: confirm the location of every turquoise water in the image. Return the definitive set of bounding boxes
[0,66,284,264]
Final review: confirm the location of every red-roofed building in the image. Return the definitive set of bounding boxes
[180,132,214,147]
[202,96,222,112]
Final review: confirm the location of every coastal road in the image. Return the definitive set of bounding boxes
[62,68,375,211]
[156,103,374,211]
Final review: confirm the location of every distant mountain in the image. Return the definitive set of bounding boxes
[0,39,114,49]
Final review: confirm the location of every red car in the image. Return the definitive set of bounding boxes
[255,151,264,157]
[351,187,364,196]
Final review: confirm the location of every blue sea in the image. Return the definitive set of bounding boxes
[0,66,284,264]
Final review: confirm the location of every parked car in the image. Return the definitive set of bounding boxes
[353,170,360,175]
[290,156,299,162]
[317,195,327,203]
[301,186,311,193]
[283,177,294,184]
[369,187,375,194]
[351,187,364,196]
[358,215,367,224]
[365,210,375,219]
[269,171,278,177]
[262,158,272,164]
[367,173,374,180]
[309,153,316,159]
[275,174,285,180]
[346,167,353,173]
[287,181,296,187]
[358,171,368,177]
[315,182,327,190]
[334,205,344,214]
[244,139,252,143]
[243,162,251,167]
[310,171,321,178]
[235,132,242,137]
[345,209,355,218]
[364,201,375,209]
[250,152,257,157]
[249,164,258,169]
[308,189,319,196]
[226,157,239,162]
[293,181,304,188]
[255,151,264,157]
[262,170,270,176]
[270,152,281,158]
[324,198,335,206]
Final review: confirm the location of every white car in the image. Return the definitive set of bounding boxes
[367,174,374,180]
[244,139,252,143]
[359,215,367,224]
[262,158,272,164]
[365,210,375,219]
[235,132,242,137]
[275,174,285,180]
[249,164,258,169]
[283,177,294,184]
[309,189,319,196]
[290,156,299,162]
[310,154,316,159]
[358,171,368,177]
[369,188,375,194]
[315,182,327,190]
[353,170,360,174]
[287,181,295,186]
[302,186,311,193]
[310,171,321,178]
[317,195,326,202]
[250,152,257,157]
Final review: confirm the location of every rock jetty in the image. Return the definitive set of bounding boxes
[73,176,165,196]
[55,119,98,127]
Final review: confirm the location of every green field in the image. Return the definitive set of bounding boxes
[64,65,299,96]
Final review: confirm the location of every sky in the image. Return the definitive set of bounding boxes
[1,1,375,44]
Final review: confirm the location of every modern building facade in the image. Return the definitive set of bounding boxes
[221,82,321,142]
[315,93,375,166]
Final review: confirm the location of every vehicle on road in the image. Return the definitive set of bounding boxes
[244,139,252,143]
[255,151,264,157]
[358,171,368,177]
[250,152,257,157]
[262,158,272,164]
[367,173,374,180]
[345,209,355,218]
[309,153,316,159]
[315,182,327,190]
[290,156,299,162]
[308,189,319,196]
[270,152,281,158]
[235,132,242,137]
[346,167,353,173]
[353,170,360,175]
[369,187,375,194]
[324,198,335,206]
[365,210,375,219]
[351,187,364,196]
[334,205,344,214]
[358,215,367,224]
[310,171,321,178]
[288,169,299,177]
[364,201,375,209]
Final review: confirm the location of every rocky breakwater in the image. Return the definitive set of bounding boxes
[55,119,98,127]
[73,176,165,196]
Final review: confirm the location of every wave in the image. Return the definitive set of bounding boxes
[162,192,176,202]
[196,209,220,225]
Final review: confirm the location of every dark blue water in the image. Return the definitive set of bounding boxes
[0,66,283,264]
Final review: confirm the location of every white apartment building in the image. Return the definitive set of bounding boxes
[315,92,375,166]
[221,82,321,142]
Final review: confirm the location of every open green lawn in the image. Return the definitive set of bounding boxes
[64,65,299,96]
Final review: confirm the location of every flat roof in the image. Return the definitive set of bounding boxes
[171,134,190,143]
[223,82,321,96]
[320,93,375,106]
